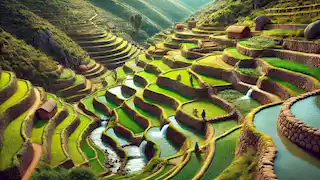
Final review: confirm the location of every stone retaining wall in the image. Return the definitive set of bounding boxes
[283,40,320,54]
[222,54,255,68]
[166,125,186,148]
[122,102,149,129]
[144,141,157,161]
[263,24,307,30]
[175,110,206,132]
[144,64,161,76]
[143,89,179,110]
[191,65,231,83]
[210,36,235,47]
[259,78,291,100]
[235,71,258,85]
[101,133,127,159]
[163,56,190,69]
[237,105,279,180]
[105,90,124,106]
[133,75,148,87]
[93,97,113,117]
[278,89,320,154]
[121,85,136,97]
[113,125,141,145]
[134,97,166,125]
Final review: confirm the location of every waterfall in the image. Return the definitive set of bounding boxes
[101,120,108,127]
[240,88,253,100]
[161,124,169,136]
[139,140,147,153]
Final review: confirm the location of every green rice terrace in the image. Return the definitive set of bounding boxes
[0,0,320,180]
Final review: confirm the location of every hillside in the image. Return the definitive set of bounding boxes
[90,0,211,36]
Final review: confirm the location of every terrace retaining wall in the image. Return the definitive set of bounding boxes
[113,125,141,145]
[157,76,207,99]
[133,74,148,87]
[259,78,291,100]
[122,103,149,129]
[166,125,186,148]
[143,89,179,110]
[105,90,124,106]
[0,73,17,104]
[283,40,320,54]
[278,89,320,154]
[93,97,113,117]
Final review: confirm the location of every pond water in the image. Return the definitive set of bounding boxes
[254,105,320,180]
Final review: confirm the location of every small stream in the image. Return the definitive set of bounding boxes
[90,121,121,173]
[146,124,178,158]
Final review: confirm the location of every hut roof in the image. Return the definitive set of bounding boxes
[226,25,250,33]
[79,64,89,72]
[39,99,57,112]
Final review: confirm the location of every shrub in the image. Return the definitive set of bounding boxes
[242,37,277,49]
[237,68,262,78]
[68,167,97,180]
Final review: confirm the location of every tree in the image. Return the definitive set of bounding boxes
[130,14,143,36]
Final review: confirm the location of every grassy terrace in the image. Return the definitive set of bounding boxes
[31,94,62,144]
[149,60,171,73]
[224,48,252,60]
[162,70,201,88]
[137,91,176,117]
[84,37,123,49]
[182,100,228,120]
[58,75,85,93]
[126,99,160,127]
[135,71,157,84]
[131,164,174,180]
[237,68,262,78]
[172,54,195,63]
[262,29,304,37]
[147,84,192,103]
[82,139,105,173]
[195,55,232,69]
[217,89,260,116]
[89,159,105,173]
[89,139,106,167]
[0,72,10,90]
[82,138,95,160]
[200,129,240,180]
[263,57,320,80]
[182,43,198,49]
[0,80,29,170]
[68,114,91,165]
[50,105,76,166]
[171,152,205,180]
[195,72,231,86]
[268,78,305,96]
[59,69,74,80]
[96,95,119,110]
[82,92,108,119]
[116,108,144,134]
[211,120,238,137]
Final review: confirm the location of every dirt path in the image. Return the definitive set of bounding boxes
[21,144,43,180]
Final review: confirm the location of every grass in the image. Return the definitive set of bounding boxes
[195,55,232,69]
[0,81,29,113]
[211,120,238,137]
[137,91,176,117]
[59,69,73,80]
[68,114,91,164]
[116,108,144,134]
[147,84,192,103]
[97,95,119,109]
[268,78,305,96]
[0,110,29,170]
[200,129,241,180]
[146,165,174,180]
[237,68,262,78]
[217,89,260,116]
[162,70,201,88]
[172,54,195,63]
[195,73,231,86]
[89,159,105,173]
[135,71,157,84]
[171,152,205,180]
[51,106,76,166]
[182,43,198,49]
[263,57,320,80]
[263,29,304,37]
[0,72,10,90]
[82,94,108,119]
[88,139,106,166]
[239,37,276,49]
[149,60,171,73]
[182,99,228,120]
[126,99,160,127]
[216,149,257,180]
[224,48,252,60]
[81,139,95,159]
[59,75,85,92]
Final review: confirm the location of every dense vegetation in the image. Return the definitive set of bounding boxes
[0,28,59,89]
[31,167,97,180]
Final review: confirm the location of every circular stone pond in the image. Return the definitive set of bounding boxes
[254,105,320,180]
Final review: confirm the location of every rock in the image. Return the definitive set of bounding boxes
[255,16,271,31]
[312,145,320,152]
[314,130,320,136]
[304,20,320,40]
[306,143,312,150]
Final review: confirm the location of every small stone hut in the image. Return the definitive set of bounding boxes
[226,25,251,39]
[176,24,186,30]
[36,99,57,120]
[79,64,89,72]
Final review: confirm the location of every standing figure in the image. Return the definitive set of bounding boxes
[189,75,194,87]
[193,108,198,117]
[201,109,206,120]
[176,74,182,81]
[195,142,200,152]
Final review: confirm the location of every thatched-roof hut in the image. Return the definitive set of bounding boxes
[36,99,57,120]
[226,25,251,39]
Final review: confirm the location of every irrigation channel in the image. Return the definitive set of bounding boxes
[90,121,148,174]
[254,105,320,180]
